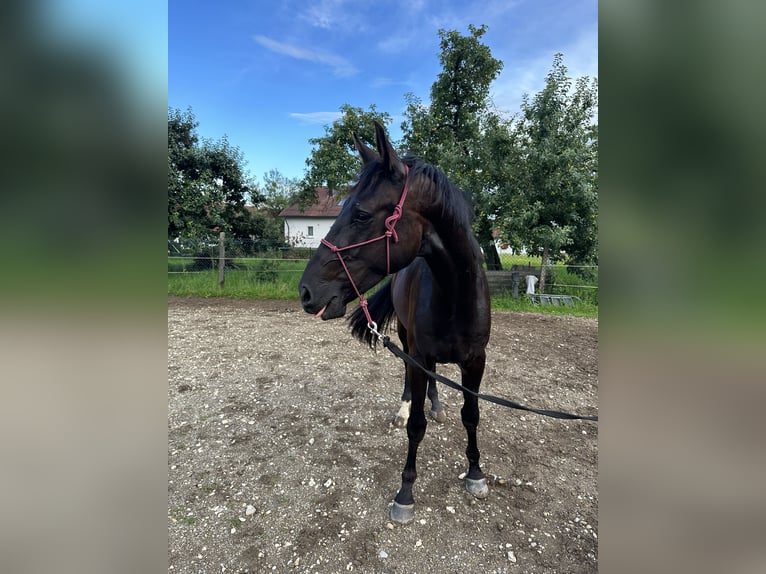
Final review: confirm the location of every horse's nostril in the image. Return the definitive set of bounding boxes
[300,284,312,304]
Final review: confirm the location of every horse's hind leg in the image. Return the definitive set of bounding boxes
[460,353,489,499]
[427,376,446,423]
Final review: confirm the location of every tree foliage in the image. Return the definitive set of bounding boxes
[238,168,300,243]
[168,107,261,239]
[260,169,300,217]
[299,104,392,206]
[291,29,598,285]
[429,24,503,147]
[400,24,505,268]
[496,54,598,289]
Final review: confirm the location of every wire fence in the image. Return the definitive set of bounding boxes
[168,236,598,304]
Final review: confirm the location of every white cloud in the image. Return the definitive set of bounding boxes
[289,111,344,125]
[254,35,358,77]
[300,0,347,30]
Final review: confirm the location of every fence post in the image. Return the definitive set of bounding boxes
[218,232,225,287]
[511,271,520,299]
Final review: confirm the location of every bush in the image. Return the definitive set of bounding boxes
[253,259,279,282]
[188,253,240,272]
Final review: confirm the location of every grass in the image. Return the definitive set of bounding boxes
[168,256,598,319]
[491,294,598,318]
[168,268,303,299]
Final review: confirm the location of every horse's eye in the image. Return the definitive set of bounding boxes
[354,211,371,223]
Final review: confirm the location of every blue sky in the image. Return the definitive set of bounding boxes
[169,0,597,183]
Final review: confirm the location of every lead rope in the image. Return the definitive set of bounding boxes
[380,335,598,421]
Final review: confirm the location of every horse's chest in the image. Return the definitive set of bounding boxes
[413,320,488,364]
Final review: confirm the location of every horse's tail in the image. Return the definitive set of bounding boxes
[348,279,396,347]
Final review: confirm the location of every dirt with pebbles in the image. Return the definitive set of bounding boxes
[168,297,598,574]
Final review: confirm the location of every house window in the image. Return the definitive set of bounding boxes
[307,226,314,237]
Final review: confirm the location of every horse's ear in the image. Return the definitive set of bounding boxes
[374,120,405,178]
[353,131,378,165]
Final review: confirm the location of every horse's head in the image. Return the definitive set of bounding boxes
[299,121,425,320]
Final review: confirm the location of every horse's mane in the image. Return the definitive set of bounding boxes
[352,155,475,233]
[402,155,474,232]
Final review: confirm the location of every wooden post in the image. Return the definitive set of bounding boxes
[539,245,549,294]
[218,232,225,287]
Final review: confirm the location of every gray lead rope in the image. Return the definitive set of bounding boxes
[378,334,598,422]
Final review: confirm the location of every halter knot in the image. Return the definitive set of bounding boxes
[321,238,339,252]
[384,216,400,241]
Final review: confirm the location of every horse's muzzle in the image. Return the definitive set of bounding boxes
[299,283,346,320]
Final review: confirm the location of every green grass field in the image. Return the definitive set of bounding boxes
[168,256,598,318]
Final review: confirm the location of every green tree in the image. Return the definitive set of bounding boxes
[429,24,502,146]
[260,169,300,217]
[245,168,301,247]
[400,24,505,269]
[168,107,201,237]
[497,54,598,291]
[168,107,258,239]
[300,104,392,205]
[564,122,599,279]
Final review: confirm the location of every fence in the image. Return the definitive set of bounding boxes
[168,235,598,304]
[488,257,599,304]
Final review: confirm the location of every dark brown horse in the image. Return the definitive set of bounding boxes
[298,121,491,524]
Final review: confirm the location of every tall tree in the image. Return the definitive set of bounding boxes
[168,107,257,239]
[430,24,502,146]
[497,54,598,292]
[300,104,392,205]
[400,24,505,269]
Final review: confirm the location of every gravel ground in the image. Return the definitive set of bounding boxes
[168,297,598,573]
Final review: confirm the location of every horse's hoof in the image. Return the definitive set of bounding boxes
[392,415,408,428]
[466,477,489,499]
[430,409,446,423]
[390,501,415,524]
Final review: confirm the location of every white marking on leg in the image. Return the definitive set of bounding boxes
[394,400,411,426]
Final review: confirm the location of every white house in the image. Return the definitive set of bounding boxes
[279,187,343,248]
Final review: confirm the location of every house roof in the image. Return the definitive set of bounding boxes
[279,187,344,218]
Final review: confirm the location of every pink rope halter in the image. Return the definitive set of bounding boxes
[320,164,410,333]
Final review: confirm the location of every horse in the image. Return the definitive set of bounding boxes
[298,121,491,524]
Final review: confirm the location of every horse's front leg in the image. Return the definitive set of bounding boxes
[390,361,428,524]
[460,353,489,499]
[396,362,443,427]
[393,321,412,428]
[393,374,411,428]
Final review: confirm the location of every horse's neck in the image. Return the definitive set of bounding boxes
[413,179,487,306]
[421,220,485,301]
